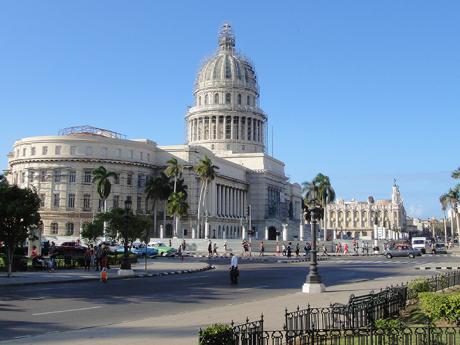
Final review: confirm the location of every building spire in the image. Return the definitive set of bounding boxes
[218,22,235,52]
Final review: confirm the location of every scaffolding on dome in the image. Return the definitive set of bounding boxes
[58,125,126,139]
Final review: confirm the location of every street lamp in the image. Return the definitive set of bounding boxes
[302,203,325,293]
[121,198,132,270]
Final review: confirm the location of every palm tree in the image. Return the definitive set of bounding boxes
[167,191,189,238]
[445,188,460,242]
[194,156,219,237]
[164,158,182,193]
[440,193,449,244]
[145,173,171,239]
[164,158,183,236]
[92,166,117,239]
[452,168,460,179]
[303,174,335,241]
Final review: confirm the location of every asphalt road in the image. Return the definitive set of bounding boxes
[0,254,454,342]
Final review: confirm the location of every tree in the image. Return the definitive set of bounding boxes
[0,181,41,277]
[194,156,219,237]
[440,193,449,244]
[303,173,335,241]
[92,166,117,238]
[167,191,189,237]
[145,173,171,239]
[102,208,151,269]
[81,217,104,244]
[452,168,460,179]
[164,158,183,237]
[445,187,460,241]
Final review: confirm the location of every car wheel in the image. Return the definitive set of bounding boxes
[409,253,415,258]
[386,253,392,259]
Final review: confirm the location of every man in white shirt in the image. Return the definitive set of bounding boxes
[230,253,239,284]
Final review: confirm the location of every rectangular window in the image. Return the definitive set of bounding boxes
[54,169,61,183]
[137,196,142,212]
[84,170,92,183]
[127,173,132,186]
[23,148,27,156]
[55,145,61,155]
[126,195,132,209]
[40,170,47,182]
[20,171,25,183]
[69,170,76,183]
[68,193,75,208]
[113,195,119,209]
[40,194,45,207]
[53,193,60,208]
[31,147,36,156]
[83,194,91,211]
[70,146,76,155]
[137,174,144,188]
[114,173,120,184]
[42,146,48,155]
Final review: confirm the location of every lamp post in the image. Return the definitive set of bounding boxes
[302,204,325,293]
[121,198,132,270]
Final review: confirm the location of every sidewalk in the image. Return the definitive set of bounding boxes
[0,259,212,287]
[1,271,431,345]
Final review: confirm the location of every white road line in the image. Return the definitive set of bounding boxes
[32,306,102,316]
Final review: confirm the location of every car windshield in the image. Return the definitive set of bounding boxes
[413,240,424,244]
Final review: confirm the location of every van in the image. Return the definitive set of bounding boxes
[411,237,428,254]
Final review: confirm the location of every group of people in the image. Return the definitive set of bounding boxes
[83,244,110,271]
[30,243,57,270]
[274,241,312,258]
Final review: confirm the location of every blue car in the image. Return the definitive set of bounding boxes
[130,245,158,257]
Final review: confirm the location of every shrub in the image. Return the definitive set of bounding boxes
[419,291,460,323]
[374,319,405,331]
[199,324,233,345]
[408,279,431,298]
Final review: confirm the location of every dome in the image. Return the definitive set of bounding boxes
[196,23,258,93]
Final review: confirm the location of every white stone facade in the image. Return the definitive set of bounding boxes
[5,24,303,241]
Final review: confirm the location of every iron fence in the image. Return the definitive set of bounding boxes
[230,327,460,345]
[407,271,460,300]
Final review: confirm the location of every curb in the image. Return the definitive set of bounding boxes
[415,267,460,271]
[0,265,215,288]
[277,257,328,264]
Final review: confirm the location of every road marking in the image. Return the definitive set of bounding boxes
[32,306,102,316]
[238,285,270,291]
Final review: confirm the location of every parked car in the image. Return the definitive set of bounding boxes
[431,243,447,255]
[150,242,176,256]
[383,245,420,259]
[97,240,119,253]
[131,245,158,257]
[57,242,86,256]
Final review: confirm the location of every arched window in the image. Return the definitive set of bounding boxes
[225,93,231,104]
[66,222,74,236]
[237,94,242,105]
[204,94,208,105]
[214,93,219,104]
[51,222,58,235]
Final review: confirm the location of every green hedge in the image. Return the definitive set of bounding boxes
[419,291,460,323]
[408,279,431,299]
[199,324,233,345]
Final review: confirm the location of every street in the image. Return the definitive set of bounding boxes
[0,254,456,343]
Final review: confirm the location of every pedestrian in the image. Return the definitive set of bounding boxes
[89,244,95,268]
[304,242,309,257]
[101,245,109,269]
[335,242,340,255]
[208,240,213,259]
[259,241,265,256]
[84,247,91,271]
[224,241,228,254]
[229,253,239,284]
[275,242,281,256]
[243,241,249,257]
[322,243,328,256]
[282,242,286,256]
[177,244,183,261]
[95,245,102,271]
[287,242,292,258]
[213,243,218,257]
[49,241,57,271]
[295,242,300,257]
[182,239,186,251]
[344,243,349,255]
[169,239,172,247]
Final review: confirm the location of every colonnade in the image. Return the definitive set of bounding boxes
[189,115,264,143]
[216,184,246,218]
[328,209,401,230]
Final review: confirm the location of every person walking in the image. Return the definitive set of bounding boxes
[95,245,102,271]
[295,242,300,257]
[344,243,349,255]
[282,242,286,256]
[84,247,91,271]
[229,253,239,284]
[213,243,218,257]
[259,241,265,256]
[322,243,329,256]
[223,241,228,256]
[207,240,213,259]
[287,242,292,258]
[275,242,281,256]
[177,244,184,261]
[49,242,57,271]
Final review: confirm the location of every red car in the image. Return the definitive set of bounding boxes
[57,242,87,256]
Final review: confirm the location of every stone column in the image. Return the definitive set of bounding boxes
[192,227,196,239]
[299,222,304,241]
[160,225,164,239]
[230,116,234,139]
[204,220,209,240]
[282,224,288,241]
[265,226,269,240]
[242,224,246,240]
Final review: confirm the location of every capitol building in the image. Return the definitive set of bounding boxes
[5,24,304,241]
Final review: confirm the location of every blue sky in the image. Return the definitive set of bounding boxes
[0,1,459,219]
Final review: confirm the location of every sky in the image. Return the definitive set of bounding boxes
[0,1,459,219]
